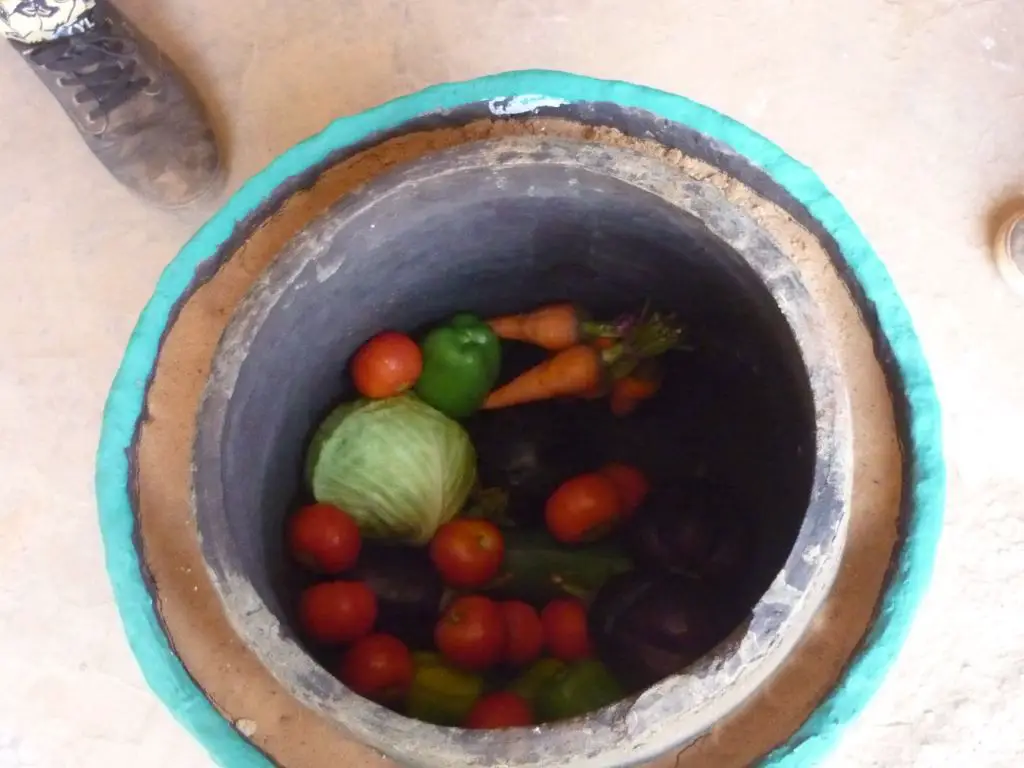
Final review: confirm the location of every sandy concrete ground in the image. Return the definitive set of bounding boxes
[1,1,1023,766]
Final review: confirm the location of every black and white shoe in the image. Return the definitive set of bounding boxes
[10,0,223,208]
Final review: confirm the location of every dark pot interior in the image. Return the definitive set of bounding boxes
[208,140,814,658]
[194,137,838,765]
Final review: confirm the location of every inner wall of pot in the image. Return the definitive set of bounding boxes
[220,164,817,659]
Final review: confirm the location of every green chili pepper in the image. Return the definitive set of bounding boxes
[415,313,501,419]
[535,659,625,722]
[405,652,484,726]
[482,530,634,603]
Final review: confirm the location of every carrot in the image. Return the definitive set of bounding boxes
[615,375,661,401]
[483,345,604,409]
[610,388,640,417]
[609,363,663,417]
[487,304,583,351]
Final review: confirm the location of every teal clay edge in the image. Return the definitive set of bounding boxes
[95,69,945,768]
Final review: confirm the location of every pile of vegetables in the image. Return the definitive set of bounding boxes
[286,303,752,729]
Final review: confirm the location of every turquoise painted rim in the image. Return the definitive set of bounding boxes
[95,69,945,768]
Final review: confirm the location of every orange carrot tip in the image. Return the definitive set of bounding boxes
[615,375,661,401]
[483,345,605,409]
[610,390,639,417]
[608,359,663,417]
[609,377,657,417]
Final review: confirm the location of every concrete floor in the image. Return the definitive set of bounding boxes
[2,1,1024,766]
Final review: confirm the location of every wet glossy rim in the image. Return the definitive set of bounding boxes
[95,70,945,768]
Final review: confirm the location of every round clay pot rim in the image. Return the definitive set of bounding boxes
[192,136,853,768]
[94,70,945,768]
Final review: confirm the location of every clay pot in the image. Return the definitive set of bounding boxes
[192,137,850,767]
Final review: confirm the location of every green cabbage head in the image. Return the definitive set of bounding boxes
[306,394,477,544]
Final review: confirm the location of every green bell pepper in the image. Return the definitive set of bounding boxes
[508,658,567,706]
[415,314,501,419]
[535,659,625,722]
[405,652,484,726]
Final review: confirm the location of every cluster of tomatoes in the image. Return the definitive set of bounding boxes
[544,462,649,543]
[430,590,592,727]
[287,459,649,728]
[288,504,411,704]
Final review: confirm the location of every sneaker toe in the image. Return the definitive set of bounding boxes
[102,114,223,208]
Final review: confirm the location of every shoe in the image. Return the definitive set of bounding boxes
[10,1,223,208]
[994,207,1024,295]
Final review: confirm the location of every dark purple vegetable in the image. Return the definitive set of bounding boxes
[468,401,598,524]
[589,571,725,692]
[349,544,443,648]
[626,483,752,581]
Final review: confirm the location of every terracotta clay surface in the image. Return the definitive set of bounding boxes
[135,119,899,768]
[4,2,1024,767]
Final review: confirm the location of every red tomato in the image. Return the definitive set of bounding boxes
[500,601,544,667]
[351,331,422,399]
[599,463,650,519]
[541,599,592,661]
[288,503,361,574]
[465,692,534,729]
[298,581,377,645]
[430,520,505,588]
[338,633,414,705]
[435,595,505,671]
[545,473,624,544]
